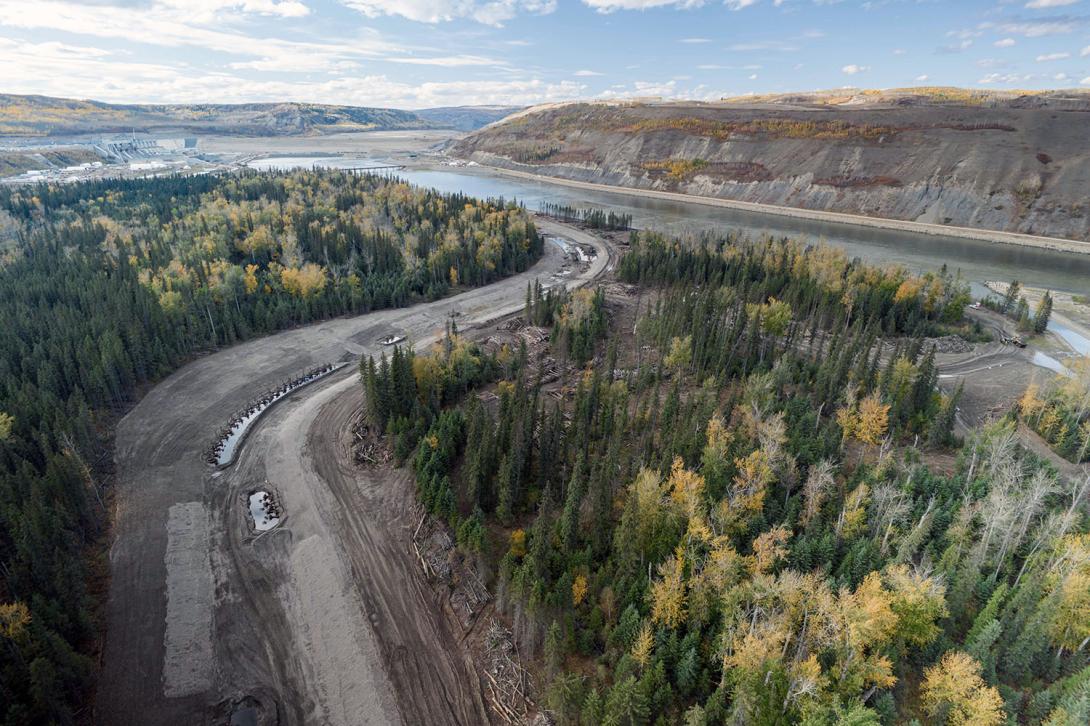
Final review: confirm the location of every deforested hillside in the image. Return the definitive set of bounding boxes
[452,92,1090,240]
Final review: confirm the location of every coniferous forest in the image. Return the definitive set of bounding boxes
[2,165,1088,724]
[362,230,1090,725]
[0,170,542,722]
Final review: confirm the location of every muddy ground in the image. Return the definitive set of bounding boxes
[95,218,609,725]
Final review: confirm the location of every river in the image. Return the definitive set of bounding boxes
[247,155,1090,297]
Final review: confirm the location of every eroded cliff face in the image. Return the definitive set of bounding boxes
[452,100,1090,240]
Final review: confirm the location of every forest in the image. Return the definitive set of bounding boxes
[361,228,1090,724]
[0,170,543,723]
[538,203,632,231]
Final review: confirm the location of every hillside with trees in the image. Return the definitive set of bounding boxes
[361,226,1090,724]
[0,94,436,137]
[0,170,542,722]
[0,94,522,138]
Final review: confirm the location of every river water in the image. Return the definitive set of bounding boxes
[248,155,1090,296]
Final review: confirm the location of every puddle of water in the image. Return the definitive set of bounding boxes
[1031,351,1072,377]
[217,406,265,466]
[213,363,344,466]
[230,706,258,726]
[248,491,281,531]
[1048,319,1090,356]
[549,235,597,264]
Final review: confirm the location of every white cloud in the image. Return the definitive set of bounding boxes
[341,0,556,26]
[1025,0,1079,8]
[841,64,868,75]
[597,79,681,98]
[386,55,503,67]
[582,0,706,10]
[582,0,765,11]
[574,69,604,76]
[994,38,1017,47]
[915,74,929,81]
[697,62,761,71]
[938,39,974,53]
[748,73,758,79]
[0,0,403,60]
[1036,52,1071,61]
[230,56,360,72]
[892,48,907,55]
[727,40,798,51]
[1082,44,1090,56]
[993,18,1082,37]
[159,0,310,21]
[978,72,1032,84]
[680,37,711,43]
[0,0,519,75]
[0,37,587,108]
[1082,76,1090,84]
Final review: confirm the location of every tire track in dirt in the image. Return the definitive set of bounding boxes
[305,386,489,725]
[98,220,607,725]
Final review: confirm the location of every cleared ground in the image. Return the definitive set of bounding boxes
[96,220,607,725]
[95,199,1079,724]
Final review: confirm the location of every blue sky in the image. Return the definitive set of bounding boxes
[0,0,1088,108]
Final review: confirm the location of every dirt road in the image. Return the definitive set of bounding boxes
[96,220,607,725]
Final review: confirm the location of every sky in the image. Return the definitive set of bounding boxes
[0,0,1089,109]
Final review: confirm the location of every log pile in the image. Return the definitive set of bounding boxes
[537,358,560,385]
[424,530,454,581]
[408,505,539,723]
[925,335,973,354]
[484,619,535,725]
[450,562,490,623]
[518,327,549,346]
[604,282,638,297]
[351,421,392,466]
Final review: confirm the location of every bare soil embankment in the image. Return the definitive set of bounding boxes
[453,96,1090,247]
[97,221,606,725]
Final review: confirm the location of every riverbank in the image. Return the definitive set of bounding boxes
[452,160,1090,257]
[984,280,1090,358]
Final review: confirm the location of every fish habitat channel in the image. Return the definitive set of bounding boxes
[207,362,346,467]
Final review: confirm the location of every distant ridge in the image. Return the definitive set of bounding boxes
[453,88,1090,241]
[0,93,518,137]
[716,86,1090,110]
[414,105,523,131]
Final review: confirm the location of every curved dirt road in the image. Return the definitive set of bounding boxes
[97,219,608,725]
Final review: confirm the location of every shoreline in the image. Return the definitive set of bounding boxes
[984,280,1090,358]
[446,159,1090,257]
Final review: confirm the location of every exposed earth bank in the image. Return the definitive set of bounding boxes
[96,219,607,725]
[452,92,1090,244]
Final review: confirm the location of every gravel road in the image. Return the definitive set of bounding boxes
[96,219,608,725]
